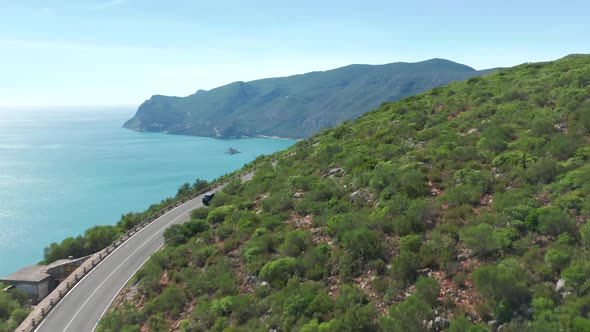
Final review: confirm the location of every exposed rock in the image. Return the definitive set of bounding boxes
[434,316,450,329]
[488,320,500,329]
[457,248,474,261]
[293,191,304,199]
[556,278,566,292]
[225,147,241,154]
[350,189,374,205]
[554,122,567,132]
[328,167,344,176]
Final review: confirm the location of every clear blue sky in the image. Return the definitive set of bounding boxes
[1,0,588,106]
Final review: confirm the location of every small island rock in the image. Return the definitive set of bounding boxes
[225,147,241,155]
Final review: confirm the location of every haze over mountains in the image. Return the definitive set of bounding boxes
[124,59,497,139]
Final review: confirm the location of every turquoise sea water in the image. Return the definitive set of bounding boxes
[0,107,295,276]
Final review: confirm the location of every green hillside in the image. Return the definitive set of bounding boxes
[99,55,590,331]
[123,59,495,139]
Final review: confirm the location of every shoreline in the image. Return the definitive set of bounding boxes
[122,126,303,142]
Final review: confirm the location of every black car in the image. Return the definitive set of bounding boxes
[202,193,215,206]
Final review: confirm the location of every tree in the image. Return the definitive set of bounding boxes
[193,178,209,192]
[84,225,119,253]
[176,182,192,197]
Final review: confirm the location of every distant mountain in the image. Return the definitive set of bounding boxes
[124,59,497,139]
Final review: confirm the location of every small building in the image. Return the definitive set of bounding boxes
[0,256,89,304]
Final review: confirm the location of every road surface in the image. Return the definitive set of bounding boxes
[36,172,254,332]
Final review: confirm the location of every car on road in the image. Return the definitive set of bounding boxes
[202,192,215,206]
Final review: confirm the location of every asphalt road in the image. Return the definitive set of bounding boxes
[36,172,254,332]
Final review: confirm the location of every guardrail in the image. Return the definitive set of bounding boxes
[17,139,317,332]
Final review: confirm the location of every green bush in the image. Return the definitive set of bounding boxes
[259,258,300,287]
[415,276,440,306]
[472,264,529,321]
[381,295,431,332]
[459,223,502,256]
[527,207,576,235]
[190,207,210,220]
[145,285,185,317]
[206,205,237,224]
[561,261,590,295]
[341,228,383,263]
[527,158,559,184]
[544,249,570,271]
[280,229,312,257]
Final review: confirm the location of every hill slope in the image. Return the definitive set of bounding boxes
[101,55,590,331]
[123,59,495,139]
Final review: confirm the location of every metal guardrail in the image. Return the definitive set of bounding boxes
[16,140,316,332]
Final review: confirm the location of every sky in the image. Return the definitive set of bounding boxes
[0,0,588,107]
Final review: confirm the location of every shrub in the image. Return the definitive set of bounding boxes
[400,234,422,253]
[206,205,236,224]
[527,158,559,184]
[472,264,529,321]
[459,223,502,256]
[561,261,590,295]
[391,251,420,284]
[538,209,576,236]
[259,258,300,287]
[281,230,312,257]
[301,245,331,280]
[544,249,570,271]
[528,207,576,235]
[262,190,293,213]
[381,295,431,332]
[190,207,210,220]
[145,285,185,317]
[164,224,188,246]
[448,315,490,332]
[415,276,440,306]
[342,228,383,264]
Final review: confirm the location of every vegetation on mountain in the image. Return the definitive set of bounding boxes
[124,59,495,139]
[92,55,590,331]
[0,283,30,332]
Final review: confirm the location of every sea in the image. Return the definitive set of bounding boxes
[0,107,295,276]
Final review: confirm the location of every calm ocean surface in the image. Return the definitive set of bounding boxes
[0,107,295,276]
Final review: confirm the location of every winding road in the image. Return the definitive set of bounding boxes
[35,172,254,332]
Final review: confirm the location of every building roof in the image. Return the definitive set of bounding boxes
[0,256,89,283]
[0,264,50,283]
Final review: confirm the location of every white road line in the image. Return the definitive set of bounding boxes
[90,240,167,332]
[63,210,190,331]
[34,198,196,332]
